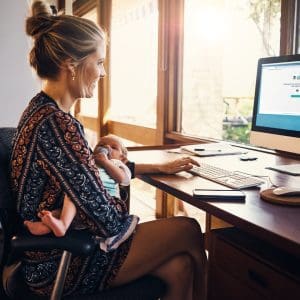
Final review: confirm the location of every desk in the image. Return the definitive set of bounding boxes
[128,145,300,299]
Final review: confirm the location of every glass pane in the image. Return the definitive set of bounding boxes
[80,8,98,118]
[297,4,300,54]
[181,0,281,143]
[110,0,158,128]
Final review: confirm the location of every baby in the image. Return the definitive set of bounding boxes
[24,134,131,238]
[93,134,131,199]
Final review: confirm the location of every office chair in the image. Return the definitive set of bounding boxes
[0,127,166,300]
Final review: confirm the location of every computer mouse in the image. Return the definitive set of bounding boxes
[239,155,257,161]
[272,186,300,196]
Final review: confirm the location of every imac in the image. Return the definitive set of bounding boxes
[250,54,300,174]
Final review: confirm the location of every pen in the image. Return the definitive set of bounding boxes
[194,148,222,152]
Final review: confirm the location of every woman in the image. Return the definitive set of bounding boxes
[10,1,207,299]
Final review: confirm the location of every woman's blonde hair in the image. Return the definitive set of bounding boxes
[26,1,105,79]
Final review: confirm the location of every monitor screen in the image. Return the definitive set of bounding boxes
[250,55,300,155]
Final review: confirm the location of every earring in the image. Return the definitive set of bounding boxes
[71,72,76,81]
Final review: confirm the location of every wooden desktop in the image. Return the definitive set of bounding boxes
[128,144,300,299]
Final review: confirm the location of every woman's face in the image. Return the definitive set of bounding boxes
[75,41,106,98]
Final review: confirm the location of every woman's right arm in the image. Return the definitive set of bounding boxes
[134,157,199,175]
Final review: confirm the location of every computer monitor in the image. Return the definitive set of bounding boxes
[250,54,300,156]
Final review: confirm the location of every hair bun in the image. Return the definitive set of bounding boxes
[26,1,55,37]
[31,1,53,17]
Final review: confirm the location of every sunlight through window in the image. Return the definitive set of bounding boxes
[181,0,281,144]
[110,0,158,128]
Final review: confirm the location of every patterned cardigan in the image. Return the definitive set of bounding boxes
[10,92,138,296]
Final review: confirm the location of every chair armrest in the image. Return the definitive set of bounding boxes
[11,230,96,257]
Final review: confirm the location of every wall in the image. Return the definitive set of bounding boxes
[0,0,41,126]
[0,1,58,128]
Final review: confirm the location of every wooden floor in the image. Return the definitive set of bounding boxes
[129,178,206,228]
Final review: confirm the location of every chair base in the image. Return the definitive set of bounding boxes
[3,261,166,300]
[64,275,167,300]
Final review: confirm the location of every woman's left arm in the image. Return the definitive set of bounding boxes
[36,111,134,237]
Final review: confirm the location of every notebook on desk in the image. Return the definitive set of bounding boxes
[266,164,300,176]
[181,143,245,157]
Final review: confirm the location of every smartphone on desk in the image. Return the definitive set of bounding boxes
[193,189,245,202]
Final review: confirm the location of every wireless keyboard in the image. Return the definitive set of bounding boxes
[189,163,265,189]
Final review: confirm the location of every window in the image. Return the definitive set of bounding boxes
[181,0,281,143]
[72,0,298,218]
[110,0,158,128]
[79,8,98,118]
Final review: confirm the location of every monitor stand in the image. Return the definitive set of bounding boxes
[266,164,300,176]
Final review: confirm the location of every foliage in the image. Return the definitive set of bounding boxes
[222,123,252,144]
[249,0,281,56]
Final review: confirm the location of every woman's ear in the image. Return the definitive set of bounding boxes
[64,59,77,80]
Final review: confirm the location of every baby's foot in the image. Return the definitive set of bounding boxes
[41,211,66,237]
[24,220,51,235]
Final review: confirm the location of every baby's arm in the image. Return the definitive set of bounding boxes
[111,159,131,185]
[98,155,131,184]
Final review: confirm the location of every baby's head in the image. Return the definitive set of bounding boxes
[94,134,127,161]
